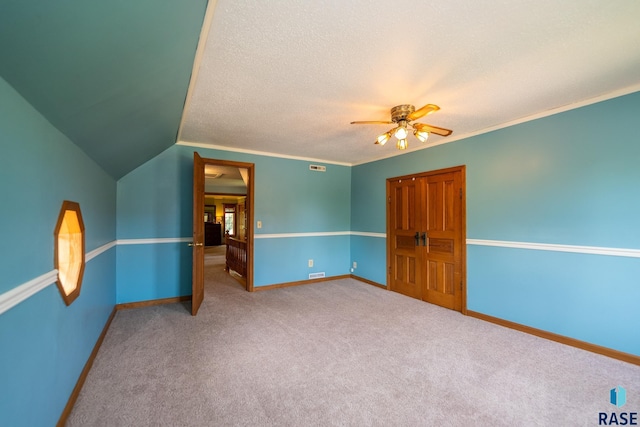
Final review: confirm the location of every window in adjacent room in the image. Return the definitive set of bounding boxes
[224,204,236,236]
[54,201,85,305]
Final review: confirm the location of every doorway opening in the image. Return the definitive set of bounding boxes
[192,154,255,315]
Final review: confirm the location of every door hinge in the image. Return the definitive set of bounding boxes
[388,196,391,203]
[459,188,462,199]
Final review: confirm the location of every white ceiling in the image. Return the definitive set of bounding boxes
[204,164,247,189]
[204,164,242,179]
[179,0,640,165]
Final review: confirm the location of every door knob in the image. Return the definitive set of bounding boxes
[188,242,204,247]
[421,232,427,246]
[414,232,420,246]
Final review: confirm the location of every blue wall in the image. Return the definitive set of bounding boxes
[1,75,637,426]
[351,91,640,356]
[350,234,387,284]
[0,77,117,424]
[115,93,639,356]
[115,144,351,301]
[115,144,192,302]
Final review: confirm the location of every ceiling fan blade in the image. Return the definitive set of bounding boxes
[350,120,394,125]
[412,122,453,136]
[407,104,440,121]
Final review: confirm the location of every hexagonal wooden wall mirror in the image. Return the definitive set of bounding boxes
[54,201,85,305]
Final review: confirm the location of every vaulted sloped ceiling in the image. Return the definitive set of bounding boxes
[0,0,207,179]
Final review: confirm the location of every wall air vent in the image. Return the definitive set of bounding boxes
[309,165,326,172]
[309,272,326,279]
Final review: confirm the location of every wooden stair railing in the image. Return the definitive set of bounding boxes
[225,236,247,277]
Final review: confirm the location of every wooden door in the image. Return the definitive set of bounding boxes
[387,166,465,312]
[421,170,464,311]
[237,198,246,240]
[388,177,422,299]
[191,152,205,315]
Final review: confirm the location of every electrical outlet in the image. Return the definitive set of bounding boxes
[352,261,357,269]
[308,259,313,268]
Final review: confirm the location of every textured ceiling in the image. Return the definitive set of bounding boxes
[180,0,640,165]
[2,1,639,177]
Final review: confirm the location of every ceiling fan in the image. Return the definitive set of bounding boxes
[351,103,452,150]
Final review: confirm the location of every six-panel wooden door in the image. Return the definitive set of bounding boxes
[388,166,465,312]
[388,177,422,299]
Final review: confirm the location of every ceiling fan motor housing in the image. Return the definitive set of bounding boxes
[391,104,415,122]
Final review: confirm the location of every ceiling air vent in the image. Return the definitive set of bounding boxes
[309,165,326,172]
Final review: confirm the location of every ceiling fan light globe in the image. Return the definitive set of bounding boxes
[396,139,408,150]
[376,132,391,145]
[394,126,408,140]
[414,129,429,143]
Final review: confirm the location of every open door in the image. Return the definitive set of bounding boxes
[191,152,205,315]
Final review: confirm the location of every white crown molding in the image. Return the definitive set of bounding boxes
[467,239,640,258]
[176,141,352,167]
[352,84,640,167]
[181,84,640,169]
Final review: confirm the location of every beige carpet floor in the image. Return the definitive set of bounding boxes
[66,249,640,426]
